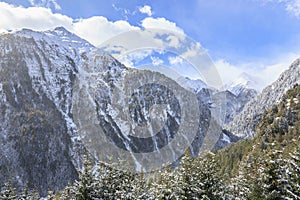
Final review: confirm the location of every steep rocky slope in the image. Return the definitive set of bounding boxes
[0,27,120,194]
[179,76,258,125]
[0,33,79,195]
[226,58,300,137]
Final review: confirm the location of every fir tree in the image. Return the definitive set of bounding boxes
[58,183,76,200]
[148,166,182,199]
[131,171,148,199]
[254,149,288,199]
[286,146,300,199]
[227,158,251,200]
[0,181,18,200]
[195,152,225,199]
[94,161,135,200]
[72,155,97,200]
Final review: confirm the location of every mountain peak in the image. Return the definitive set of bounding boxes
[14,27,94,57]
[51,26,79,39]
[177,76,207,93]
[224,73,260,96]
[53,26,71,34]
[46,27,94,48]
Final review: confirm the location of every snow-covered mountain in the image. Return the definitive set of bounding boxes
[174,74,258,149]
[0,27,128,195]
[176,76,208,93]
[224,73,260,96]
[177,75,258,125]
[226,58,300,138]
[0,27,263,194]
[16,26,93,53]
[0,27,215,194]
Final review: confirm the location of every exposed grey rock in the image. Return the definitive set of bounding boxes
[212,130,242,151]
[0,35,78,195]
[180,76,258,126]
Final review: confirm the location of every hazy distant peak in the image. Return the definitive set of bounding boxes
[177,76,207,93]
[224,72,260,96]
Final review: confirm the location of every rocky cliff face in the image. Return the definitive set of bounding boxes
[0,34,79,195]
[226,58,300,138]
[179,77,258,125]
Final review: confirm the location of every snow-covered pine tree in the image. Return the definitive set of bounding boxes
[194,152,225,199]
[286,146,300,199]
[0,181,18,200]
[176,150,204,199]
[18,184,29,200]
[148,161,191,200]
[46,191,56,200]
[227,157,251,199]
[17,183,41,200]
[72,154,97,200]
[257,148,289,199]
[58,183,76,200]
[94,161,135,199]
[131,171,148,199]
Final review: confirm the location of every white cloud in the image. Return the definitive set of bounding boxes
[0,2,72,31]
[151,56,164,66]
[73,16,139,46]
[214,52,300,90]
[181,42,202,59]
[0,2,187,53]
[168,56,183,65]
[112,4,137,20]
[139,5,152,16]
[119,50,153,68]
[214,59,244,85]
[141,17,184,35]
[262,0,300,18]
[28,0,61,10]
[2,1,297,91]
[166,35,181,48]
[286,0,300,17]
[98,17,187,64]
[0,2,140,47]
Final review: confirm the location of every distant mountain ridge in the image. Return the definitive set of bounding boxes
[177,74,259,149]
[178,74,258,126]
[224,72,261,96]
[176,76,208,93]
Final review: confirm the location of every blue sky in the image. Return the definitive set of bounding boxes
[1,0,300,88]
[14,0,299,63]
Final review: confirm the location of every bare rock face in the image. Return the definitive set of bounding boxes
[0,35,78,195]
[226,59,300,138]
